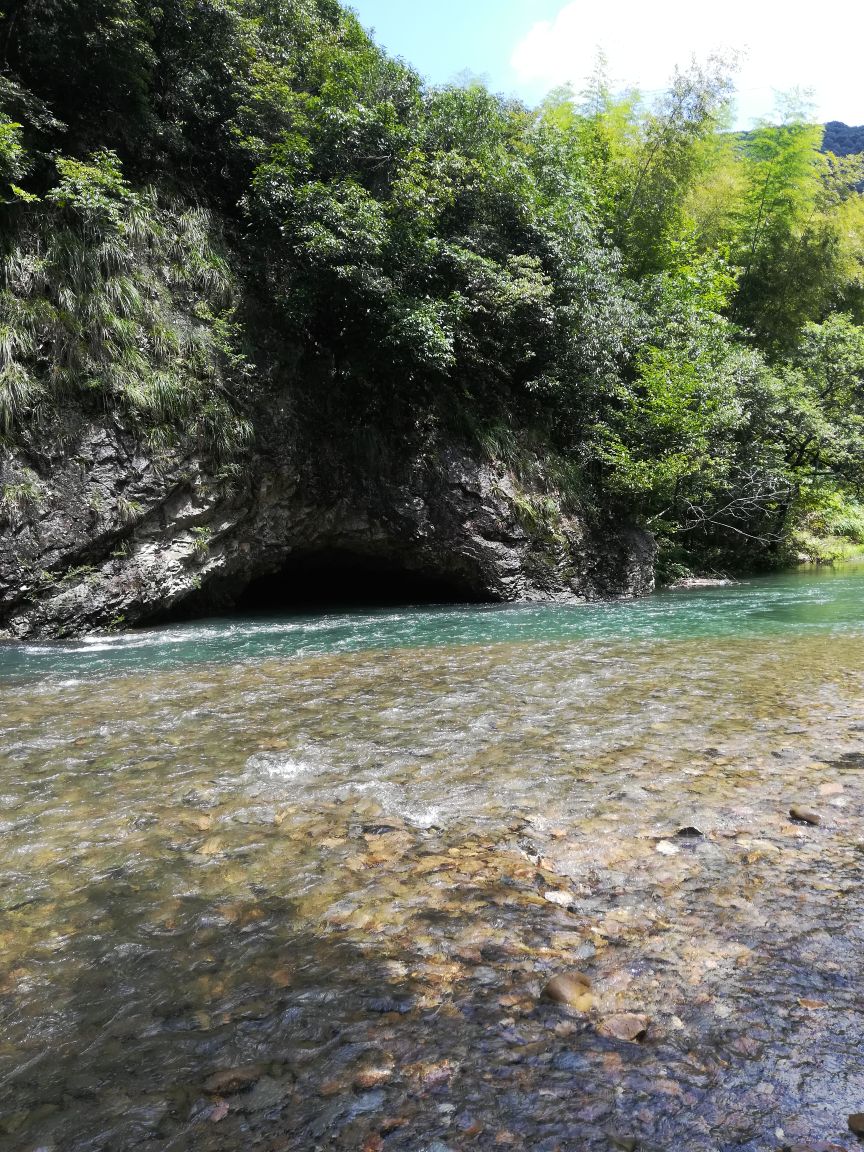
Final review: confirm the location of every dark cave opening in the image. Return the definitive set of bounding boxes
[230,549,484,614]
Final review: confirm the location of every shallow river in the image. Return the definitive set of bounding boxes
[2,568,864,1151]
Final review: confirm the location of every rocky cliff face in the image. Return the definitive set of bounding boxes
[0,406,656,639]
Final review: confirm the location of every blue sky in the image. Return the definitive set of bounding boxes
[349,0,864,128]
[348,0,561,100]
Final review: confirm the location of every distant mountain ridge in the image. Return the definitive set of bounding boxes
[822,121,864,156]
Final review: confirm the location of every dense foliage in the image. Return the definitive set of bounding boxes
[823,121,864,158]
[2,0,864,570]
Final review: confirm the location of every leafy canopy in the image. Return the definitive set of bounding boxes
[1,1,864,566]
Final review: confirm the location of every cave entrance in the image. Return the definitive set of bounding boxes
[231,549,482,614]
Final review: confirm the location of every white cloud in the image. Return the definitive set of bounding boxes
[510,1,864,127]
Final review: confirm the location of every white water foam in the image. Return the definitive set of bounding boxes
[245,752,313,780]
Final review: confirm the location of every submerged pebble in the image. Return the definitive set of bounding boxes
[353,1066,394,1090]
[655,839,680,855]
[597,1014,650,1042]
[542,972,593,1008]
[790,806,822,825]
[202,1064,264,1095]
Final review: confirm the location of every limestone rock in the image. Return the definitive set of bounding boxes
[0,405,656,638]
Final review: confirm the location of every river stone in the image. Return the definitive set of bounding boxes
[597,1013,649,1042]
[202,1064,264,1095]
[543,889,573,907]
[655,840,680,855]
[379,1116,409,1134]
[784,1144,849,1151]
[348,1090,386,1118]
[235,1075,293,1114]
[789,806,822,825]
[830,752,864,770]
[849,1113,864,1136]
[367,995,413,1014]
[542,972,593,1008]
[353,1066,394,1090]
[318,1078,349,1097]
[818,782,844,796]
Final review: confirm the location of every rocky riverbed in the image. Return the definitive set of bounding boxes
[2,593,864,1150]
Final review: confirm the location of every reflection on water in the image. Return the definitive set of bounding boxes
[1,567,864,1150]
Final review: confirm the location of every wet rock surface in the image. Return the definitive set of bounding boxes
[0,407,654,638]
[1,628,863,1150]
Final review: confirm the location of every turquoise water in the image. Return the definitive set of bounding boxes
[3,564,864,680]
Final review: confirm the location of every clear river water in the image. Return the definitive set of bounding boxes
[2,566,864,1151]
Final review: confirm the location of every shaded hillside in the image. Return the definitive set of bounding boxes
[822,121,864,156]
[823,121,864,189]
